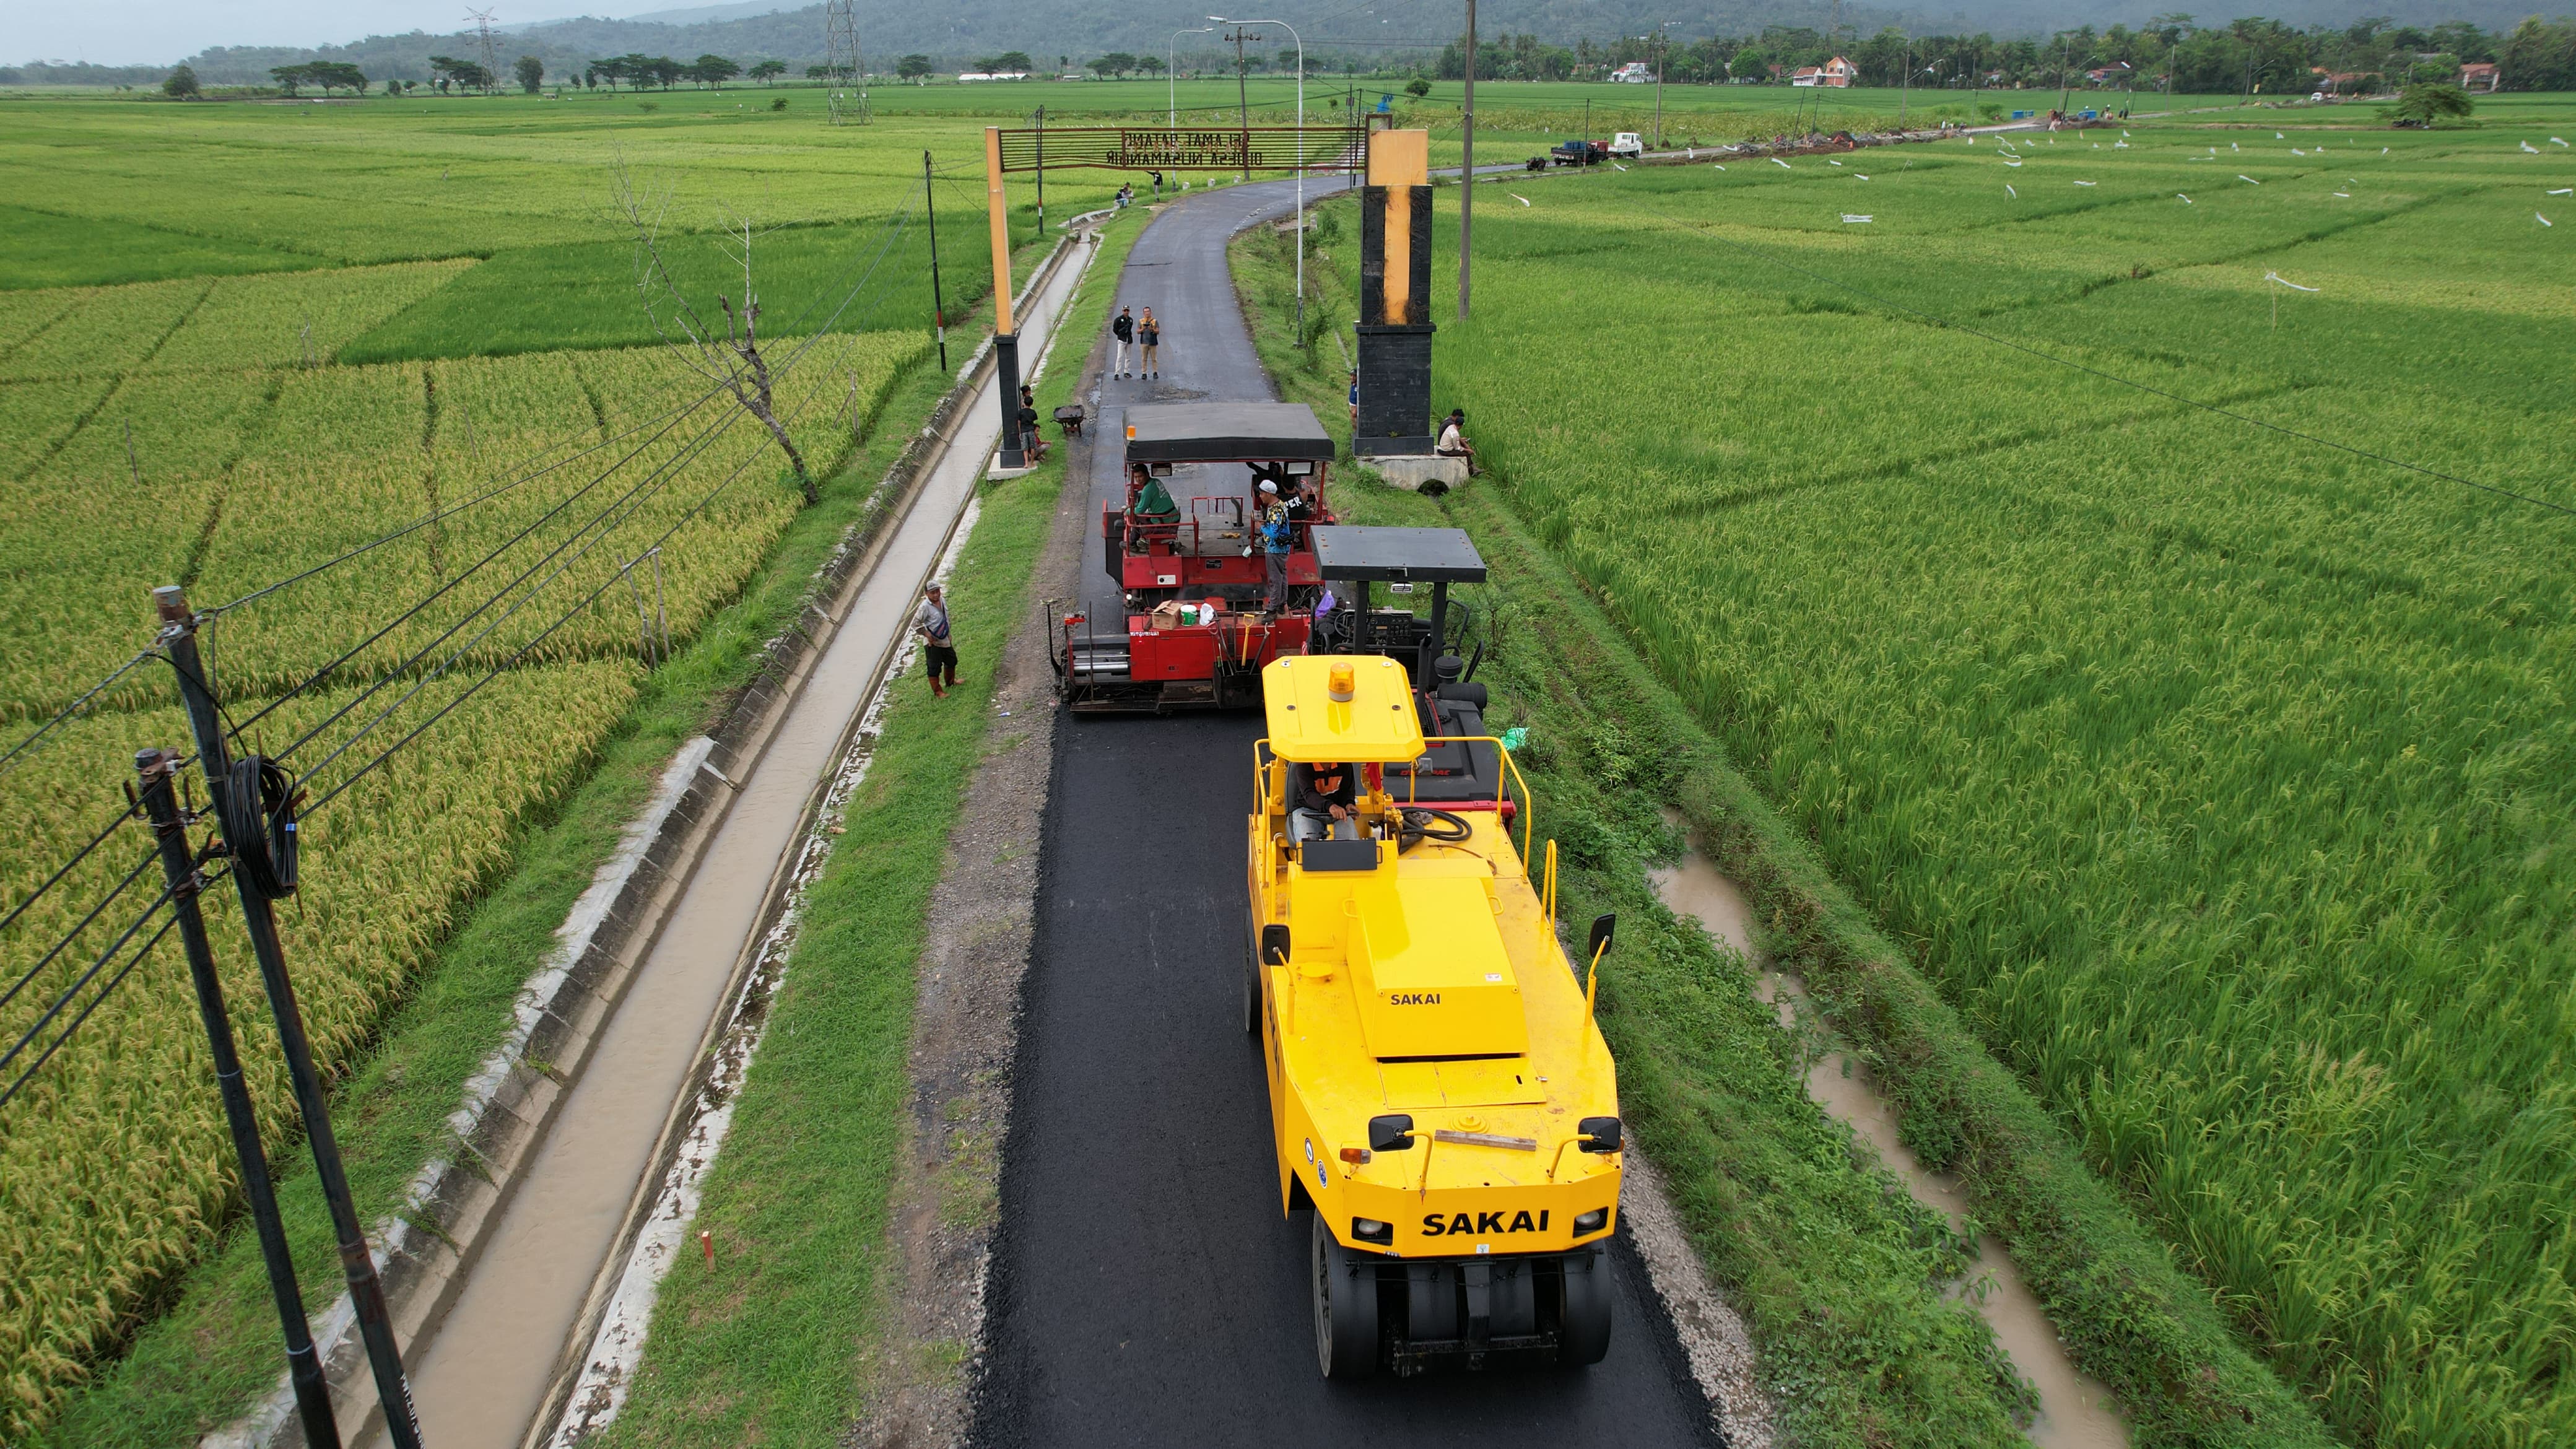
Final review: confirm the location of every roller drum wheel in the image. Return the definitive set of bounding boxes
[1312,1214,1380,1378]
[1557,1247,1614,1367]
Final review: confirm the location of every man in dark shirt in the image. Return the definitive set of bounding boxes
[1017,385,1050,462]
[1111,306,1135,378]
[1292,760,1357,842]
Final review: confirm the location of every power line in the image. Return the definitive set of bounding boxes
[1626,196,2576,521]
[271,217,927,779]
[0,884,180,1114]
[210,197,935,633]
[0,847,158,1025]
[0,647,162,786]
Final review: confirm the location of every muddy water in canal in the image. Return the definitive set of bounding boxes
[1647,825,2128,1449]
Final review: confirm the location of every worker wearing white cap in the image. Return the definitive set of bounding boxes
[1257,478,1290,614]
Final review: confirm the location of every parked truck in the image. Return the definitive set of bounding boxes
[1549,138,1605,166]
[1608,132,1644,158]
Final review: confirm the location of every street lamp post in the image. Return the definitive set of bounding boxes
[1171,25,1213,126]
[1211,15,1306,340]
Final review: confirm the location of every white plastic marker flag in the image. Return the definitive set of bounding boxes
[2333,191,2351,198]
[2276,131,2284,139]
[2233,141,2240,151]
[2209,147,2217,155]
[1856,174,1871,180]
[2292,148,2307,156]
[1712,163,1727,171]
[2382,147,2389,154]
[1842,214,1874,223]
[2522,141,2541,154]
[2005,159,2024,168]
[2265,271,2319,292]
[2116,140,2130,149]
[2550,188,2574,195]
[2240,175,2261,185]
[2543,214,2556,227]
[1612,162,1629,171]
[2556,137,2571,146]
[1509,193,1531,206]
[1773,157,1793,169]
[1829,159,1843,166]
[2007,183,2018,197]
[2178,193,2193,203]
[2074,180,2097,186]
[2124,129,2131,136]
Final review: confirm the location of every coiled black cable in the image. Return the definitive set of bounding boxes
[222,755,298,899]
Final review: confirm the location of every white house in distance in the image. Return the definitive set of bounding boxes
[1790,56,1856,87]
[1612,61,1651,82]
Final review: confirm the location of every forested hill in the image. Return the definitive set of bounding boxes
[98,0,2559,86]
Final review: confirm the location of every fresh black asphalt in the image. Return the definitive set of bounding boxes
[973,176,1719,1448]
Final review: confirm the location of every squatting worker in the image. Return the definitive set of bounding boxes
[1258,478,1292,612]
[913,583,959,697]
[1138,308,1161,379]
[1290,760,1357,843]
[1347,369,1359,424]
[1436,407,1477,476]
[1111,306,1135,378]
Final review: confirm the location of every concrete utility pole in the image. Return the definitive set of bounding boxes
[1458,0,1474,321]
[139,747,344,1449]
[154,586,426,1449]
[1227,25,1256,181]
[1214,15,1307,337]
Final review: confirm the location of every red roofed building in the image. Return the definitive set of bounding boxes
[1791,56,1855,87]
[2459,62,2500,92]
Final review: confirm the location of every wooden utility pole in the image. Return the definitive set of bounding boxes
[1458,0,1475,321]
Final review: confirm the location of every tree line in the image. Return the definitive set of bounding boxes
[1427,15,2576,95]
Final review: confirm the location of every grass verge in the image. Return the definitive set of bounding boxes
[1234,209,2333,1448]
[590,211,1144,1445]
[33,267,1028,1448]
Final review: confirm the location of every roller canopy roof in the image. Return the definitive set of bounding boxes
[1123,402,1336,463]
[1308,526,1489,583]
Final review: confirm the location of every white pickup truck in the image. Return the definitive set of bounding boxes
[1609,132,1645,158]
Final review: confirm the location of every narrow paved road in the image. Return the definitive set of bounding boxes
[973,178,1720,1448]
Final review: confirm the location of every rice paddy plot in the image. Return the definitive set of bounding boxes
[1409,105,2576,1446]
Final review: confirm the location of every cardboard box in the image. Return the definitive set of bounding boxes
[1149,601,1186,631]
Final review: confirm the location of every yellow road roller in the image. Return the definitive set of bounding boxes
[1246,630,1623,1378]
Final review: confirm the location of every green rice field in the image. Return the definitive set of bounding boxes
[0,89,985,1437]
[1372,106,2575,1446]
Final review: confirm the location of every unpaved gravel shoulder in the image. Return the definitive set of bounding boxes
[843,361,1094,1449]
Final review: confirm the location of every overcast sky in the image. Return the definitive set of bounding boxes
[11,1,615,66]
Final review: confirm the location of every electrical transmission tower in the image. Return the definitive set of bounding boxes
[824,0,869,124]
[465,8,501,87]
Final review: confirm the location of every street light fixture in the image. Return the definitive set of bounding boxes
[1170,25,1214,126]
[1209,14,1308,339]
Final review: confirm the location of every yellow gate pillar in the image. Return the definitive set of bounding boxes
[1354,129,1434,457]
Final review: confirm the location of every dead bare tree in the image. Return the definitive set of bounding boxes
[614,160,816,504]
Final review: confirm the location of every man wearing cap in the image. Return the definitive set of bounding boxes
[912,582,959,697]
[1257,477,1292,613]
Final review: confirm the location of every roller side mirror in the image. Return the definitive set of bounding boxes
[1261,923,1291,967]
[1368,1113,1417,1152]
[1586,913,1616,962]
[1578,1116,1622,1154]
